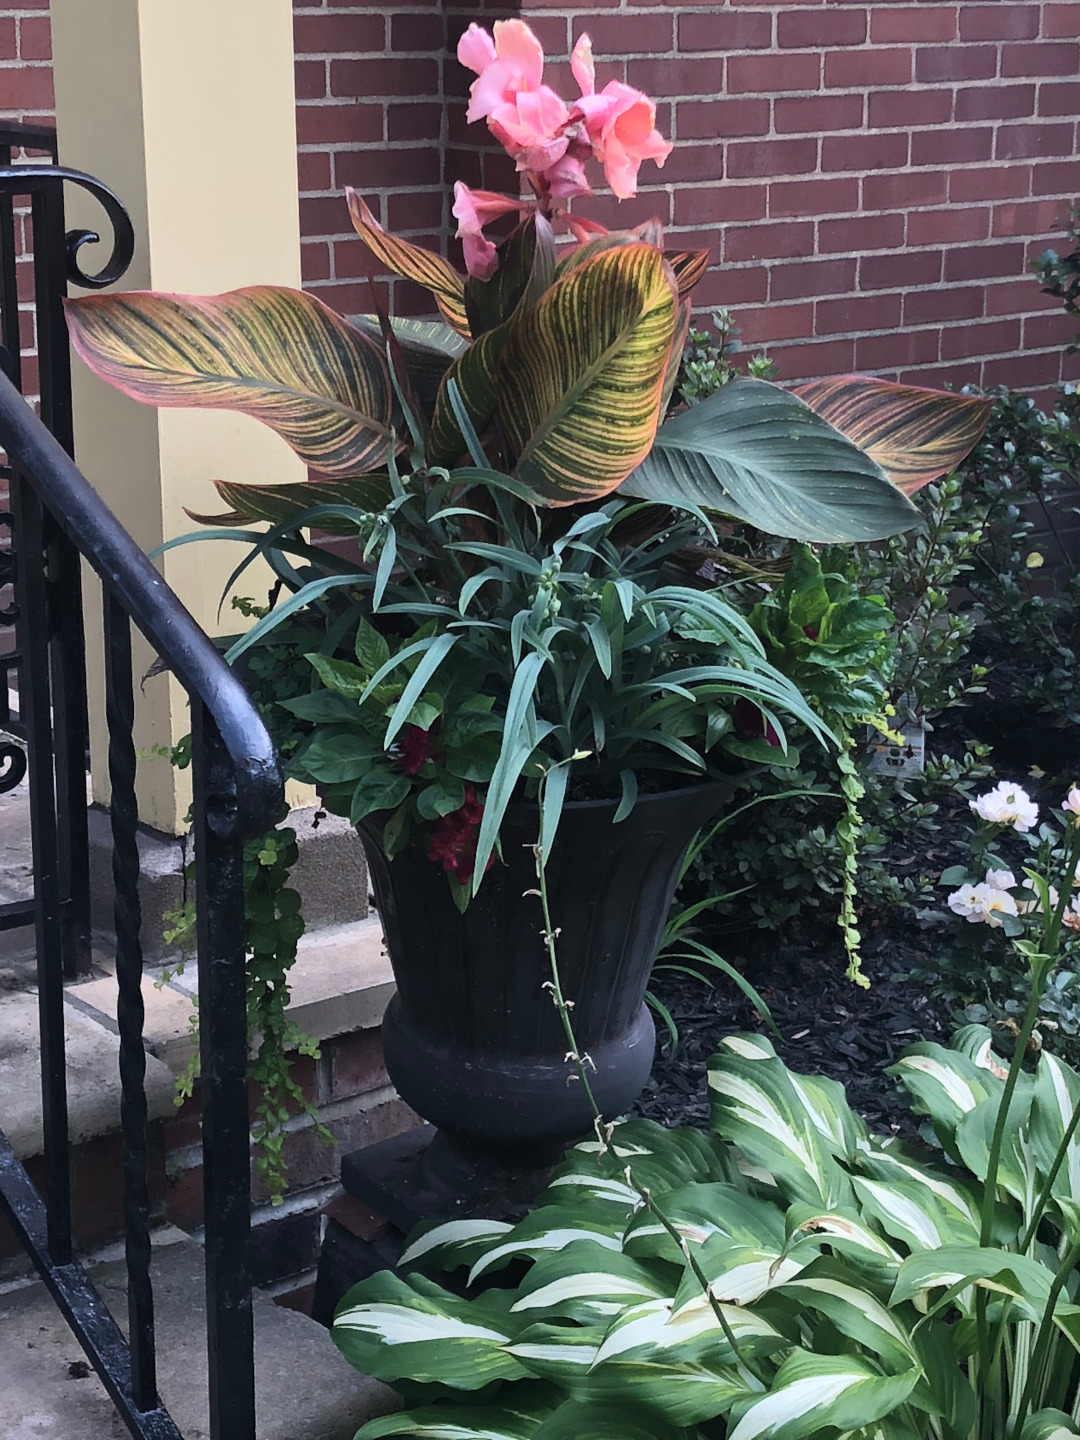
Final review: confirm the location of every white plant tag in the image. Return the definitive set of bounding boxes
[866,722,925,777]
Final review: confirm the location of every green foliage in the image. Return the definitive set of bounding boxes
[1032,203,1080,353]
[674,308,778,407]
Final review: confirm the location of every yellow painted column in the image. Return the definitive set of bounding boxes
[50,0,307,832]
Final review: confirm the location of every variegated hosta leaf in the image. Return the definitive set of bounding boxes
[707,1042,853,1207]
[792,375,994,496]
[399,1218,514,1272]
[676,1237,808,1307]
[591,1292,783,1369]
[727,1350,921,1440]
[851,1175,958,1254]
[468,1204,629,1284]
[621,378,922,544]
[1019,1409,1080,1440]
[497,243,679,505]
[1031,1051,1080,1206]
[889,1245,1053,1318]
[66,286,395,476]
[855,1149,981,1244]
[954,1087,1037,1214]
[557,1117,735,1198]
[510,1240,669,1322]
[533,1398,701,1440]
[503,1321,603,1378]
[887,1043,996,1155]
[909,1319,976,1440]
[332,1272,525,1389]
[785,1203,901,1270]
[577,1358,751,1429]
[774,1265,917,1372]
[624,1183,786,1265]
[357,1402,552,1440]
[1052,1301,1080,1358]
[186,475,394,531]
[786,1069,869,1161]
[346,189,470,337]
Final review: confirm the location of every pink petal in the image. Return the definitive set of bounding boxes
[492,19,544,91]
[461,231,499,281]
[467,63,516,124]
[457,23,497,75]
[540,153,592,200]
[570,33,595,97]
[566,215,609,241]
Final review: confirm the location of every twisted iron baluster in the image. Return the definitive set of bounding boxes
[103,590,157,1412]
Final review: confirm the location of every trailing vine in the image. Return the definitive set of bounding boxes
[156,743,330,1203]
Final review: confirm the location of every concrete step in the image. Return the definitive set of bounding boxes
[0,1228,398,1439]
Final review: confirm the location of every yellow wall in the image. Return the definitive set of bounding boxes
[51,0,307,831]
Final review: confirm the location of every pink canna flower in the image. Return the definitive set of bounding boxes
[452,183,531,280]
[458,20,545,124]
[570,34,673,199]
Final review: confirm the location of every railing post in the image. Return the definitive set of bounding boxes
[192,701,256,1440]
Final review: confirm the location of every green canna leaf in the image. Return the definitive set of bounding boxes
[186,475,393,530]
[65,286,396,477]
[792,375,994,496]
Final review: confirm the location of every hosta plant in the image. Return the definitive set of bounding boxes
[64,22,991,900]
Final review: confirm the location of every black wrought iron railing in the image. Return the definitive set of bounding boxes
[0,134,283,1440]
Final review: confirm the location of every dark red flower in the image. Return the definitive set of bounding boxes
[426,783,494,885]
[397,721,438,775]
[732,697,781,747]
[803,624,819,641]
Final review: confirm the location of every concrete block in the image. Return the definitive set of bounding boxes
[0,991,175,1160]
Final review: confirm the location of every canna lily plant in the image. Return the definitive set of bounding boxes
[65,23,992,900]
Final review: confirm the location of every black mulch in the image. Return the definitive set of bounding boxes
[635,925,953,1144]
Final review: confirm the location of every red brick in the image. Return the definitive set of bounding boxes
[1024,310,1080,348]
[298,149,332,192]
[955,85,1036,121]
[996,123,1076,160]
[769,176,859,217]
[0,18,15,59]
[386,191,445,231]
[630,56,724,97]
[915,44,997,81]
[727,52,821,93]
[1032,160,1080,195]
[1039,82,1080,116]
[822,131,909,172]
[940,318,1022,360]
[1042,4,1080,37]
[341,146,443,191]
[905,285,986,323]
[388,103,443,144]
[329,1028,389,1099]
[911,126,992,165]
[691,266,769,309]
[816,292,902,334]
[575,189,673,231]
[778,8,867,46]
[959,4,1039,40]
[301,240,332,283]
[673,182,767,225]
[1002,42,1080,76]
[678,98,769,139]
[984,278,1057,315]
[17,15,50,61]
[767,336,857,382]
[737,302,814,343]
[679,11,772,49]
[660,145,724,184]
[296,103,383,146]
[856,328,941,371]
[944,241,1027,280]
[819,212,905,252]
[303,279,376,314]
[868,88,952,127]
[993,198,1073,236]
[825,48,912,86]
[950,163,1032,202]
[331,57,439,98]
[771,255,857,299]
[862,169,948,210]
[870,6,958,43]
[294,59,328,101]
[0,65,53,110]
[300,194,354,238]
[775,94,864,133]
[983,351,1063,389]
[728,137,819,178]
[390,13,445,50]
[725,220,816,262]
[294,13,385,53]
[907,207,991,245]
[525,16,569,54]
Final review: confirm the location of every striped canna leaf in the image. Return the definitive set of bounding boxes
[186,475,394,530]
[65,286,395,476]
[727,1350,922,1440]
[346,189,471,337]
[792,375,994,495]
[497,243,679,505]
[332,1272,526,1389]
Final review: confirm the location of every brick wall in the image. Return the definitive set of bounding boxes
[2,4,1076,393]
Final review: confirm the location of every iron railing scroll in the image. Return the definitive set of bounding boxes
[0,147,282,1440]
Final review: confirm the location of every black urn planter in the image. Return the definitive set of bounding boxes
[357,779,733,1159]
